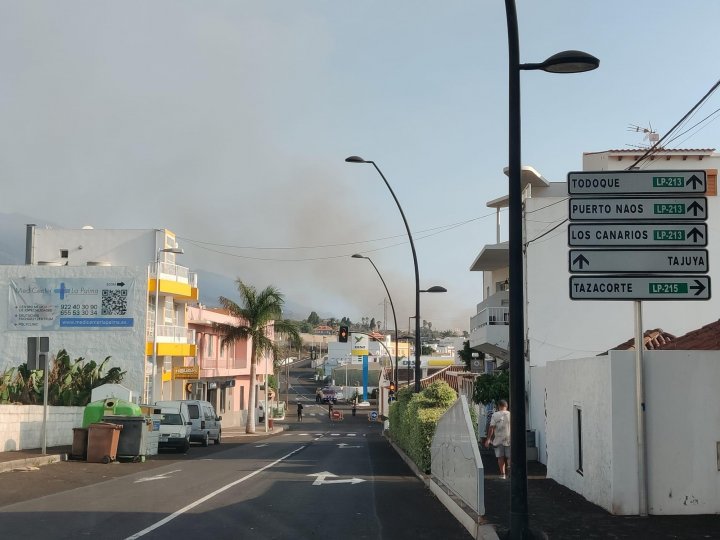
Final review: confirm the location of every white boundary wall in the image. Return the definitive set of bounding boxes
[546,350,720,515]
[431,395,484,516]
[0,405,84,451]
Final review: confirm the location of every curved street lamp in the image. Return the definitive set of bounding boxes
[351,254,400,386]
[345,155,424,392]
[504,1,599,536]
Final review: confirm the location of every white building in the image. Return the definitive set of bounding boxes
[4,225,198,403]
[470,149,719,466]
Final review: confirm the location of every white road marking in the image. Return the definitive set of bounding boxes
[337,443,362,449]
[134,469,183,484]
[124,445,306,539]
[254,444,269,448]
[347,433,357,437]
[331,433,340,436]
[308,471,365,486]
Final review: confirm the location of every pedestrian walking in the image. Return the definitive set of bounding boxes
[297,402,304,422]
[315,390,321,404]
[351,403,357,416]
[484,399,511,478]
[258,404,265,424]
[328,403,334,419]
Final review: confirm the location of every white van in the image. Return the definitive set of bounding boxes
[158,404,191,452]
[155,399,221,447]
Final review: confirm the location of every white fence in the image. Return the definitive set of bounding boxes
[430,395,484,516]
[0,405,84,451]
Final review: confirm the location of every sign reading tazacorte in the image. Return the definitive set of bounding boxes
[8,278,135,330]
[569,276,710,300]
[567,169,710,301]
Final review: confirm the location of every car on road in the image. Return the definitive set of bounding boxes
[155,399,222,446]
[320,387,337,404]
[158,405,192,452]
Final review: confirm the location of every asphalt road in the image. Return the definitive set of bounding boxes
[0,360,471,540]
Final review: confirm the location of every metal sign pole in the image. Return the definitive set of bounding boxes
[634,300,648,516]
[41,354,49,455]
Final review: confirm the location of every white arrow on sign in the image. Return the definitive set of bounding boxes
[337,443,362,449]
[307,471,365,485]
[134,469,182,483]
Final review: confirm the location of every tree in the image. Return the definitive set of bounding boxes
[472,370,509,406]
[307,311,320,326]
[421,345,434,355]
[215,280,300,434]
[369,317,376,331]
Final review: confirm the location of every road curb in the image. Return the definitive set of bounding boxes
[0,452,66,474]
[385,435,499,540]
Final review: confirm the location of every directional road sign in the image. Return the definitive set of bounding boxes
[568,223,708,247]
[569,197,707,221]
[569,249,708,274]
[569,275,711,300]
[568,170,706,195]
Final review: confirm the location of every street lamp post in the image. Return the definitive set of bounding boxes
[346,156,423,392]
[504,2,598,536]
[351,254,400,386]
[346,157,446,392]
[151,246,184,404]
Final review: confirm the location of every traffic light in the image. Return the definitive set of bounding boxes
[389,381,396,392]
[338,325,349,342]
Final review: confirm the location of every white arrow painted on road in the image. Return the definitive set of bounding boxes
[254,443,269,448]
[307,471,365,486]
[337,443,361,449]
[134,469,182,483]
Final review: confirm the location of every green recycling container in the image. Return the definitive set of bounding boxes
[82,398,143,428]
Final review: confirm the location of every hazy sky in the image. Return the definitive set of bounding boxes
[1,1,719,331]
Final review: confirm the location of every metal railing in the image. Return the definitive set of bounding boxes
[151,262,198,286]
[146,325,196,343]
[470,306,509,331]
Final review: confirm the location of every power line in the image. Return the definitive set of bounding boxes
[179,210,499,262]
[629,78,720,169]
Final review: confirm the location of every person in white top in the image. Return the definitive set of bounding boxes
[484,399,511,479]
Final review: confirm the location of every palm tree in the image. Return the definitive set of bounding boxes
[215,280,300,434]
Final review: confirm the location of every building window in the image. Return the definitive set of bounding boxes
[207,335,214,357]
[574,405,583,475]
[60,249,69,258]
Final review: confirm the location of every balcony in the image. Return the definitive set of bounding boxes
[149,262,199,301]
[146,326,196,357]
[469,293,509,361]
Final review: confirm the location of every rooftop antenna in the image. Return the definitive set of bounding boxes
[627,123,660,148]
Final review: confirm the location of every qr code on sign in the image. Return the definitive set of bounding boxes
[101,289,128,315]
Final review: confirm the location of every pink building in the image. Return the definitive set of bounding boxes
[186,305,275,425]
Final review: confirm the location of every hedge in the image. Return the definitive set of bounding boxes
[387,381,457,473]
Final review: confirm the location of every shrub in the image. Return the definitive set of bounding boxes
[0,350,125,406]
[387,381,457,473]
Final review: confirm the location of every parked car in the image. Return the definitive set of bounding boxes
[158,404,191,452]
[155,400,221,446]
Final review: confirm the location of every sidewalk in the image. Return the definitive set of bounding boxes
[0,424,286,474]
[480,449,720,539]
